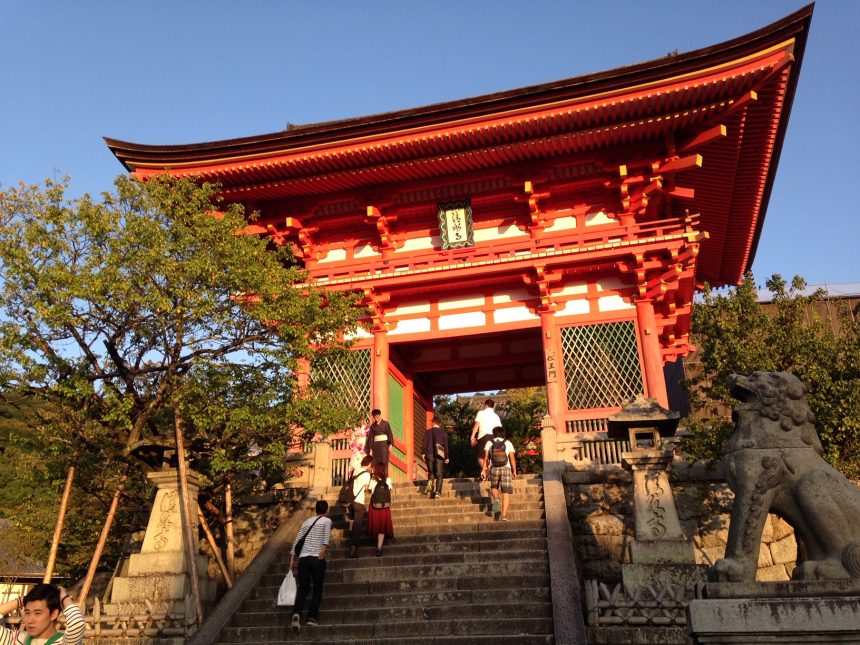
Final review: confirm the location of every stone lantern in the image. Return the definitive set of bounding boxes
[608,395,704,593]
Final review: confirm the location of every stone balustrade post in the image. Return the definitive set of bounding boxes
[311,440,332,491]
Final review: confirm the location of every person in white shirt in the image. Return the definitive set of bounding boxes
[349,455,374,559]
[470,399,502,478]
[483,425,518,521]
[0,583,85,645]
[289,500,332,632]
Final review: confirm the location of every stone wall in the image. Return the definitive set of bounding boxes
[565,462,798,584]
[199,489,309,582]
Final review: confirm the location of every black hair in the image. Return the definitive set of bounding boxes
[485,399,495,408]
[315,500,329,514]
[23,583,61,614]
[371,408,381,416]
[492,425,506,438]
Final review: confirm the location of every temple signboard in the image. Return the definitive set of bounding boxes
[438,200,474,249]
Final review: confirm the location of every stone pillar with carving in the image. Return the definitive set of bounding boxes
[608,396,705,594]
[107,469,215,621]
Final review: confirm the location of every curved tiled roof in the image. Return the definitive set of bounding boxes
[105,5,813,287]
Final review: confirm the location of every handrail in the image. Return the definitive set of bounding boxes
[187,492,315,645]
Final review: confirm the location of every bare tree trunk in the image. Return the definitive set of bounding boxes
[174,410,203,626]
[197,509,233,588]
[44,464,76,582]
[78,471,128,609]
[225,479,235,580]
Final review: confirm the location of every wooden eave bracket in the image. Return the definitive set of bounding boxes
[366,206,402,256]
[283,216,320,260]
[522,265,562,311]
[361,288,391,332]
[513,181,551,234]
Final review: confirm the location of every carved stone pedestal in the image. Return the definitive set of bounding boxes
[687,582,860,643]
[105,469,216,635]
[621,449,705,594]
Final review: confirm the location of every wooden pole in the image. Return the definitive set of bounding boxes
[44,464,76,582]
[78,472,127,609]
[174,410,204,626]
[197,509,233,588]
[225,479,235,581]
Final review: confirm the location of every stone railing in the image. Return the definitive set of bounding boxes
[554,430,630,467]
[3,598,194,641]
[584,580,687,627]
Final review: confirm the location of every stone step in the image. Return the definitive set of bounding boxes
[218,616,554,642]
[241,585,551,613]
[217,632,554,644]
[232,600,553,627]
[320,518,545,544]
[270,547,544,573]
[276,537,548,564]
[251,572,550,598]
[217,474,552,644]
[259,557,548,587]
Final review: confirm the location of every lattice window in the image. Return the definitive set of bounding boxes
[560,320,643,410]
[312,349,371,412]
[413,395,427,460]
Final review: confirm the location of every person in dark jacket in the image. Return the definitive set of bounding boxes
[422,416,449,499]
[365,408,394,476]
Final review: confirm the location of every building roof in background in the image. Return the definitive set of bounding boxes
[757,282,860,302]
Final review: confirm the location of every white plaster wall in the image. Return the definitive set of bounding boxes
[598,295,634,312]
[354,243,379,258]
[399,237,436,253]
[475,223,526,242]
[556,299,591,317]
[493,288,531,304]
[392,301,432,316]
[585,210,613,226]
[389,318,432,335]
[317,248,347,263]
[545,215,578,232]
[439,294,484,310]
[439,311,486,330]
[494,306,538,324]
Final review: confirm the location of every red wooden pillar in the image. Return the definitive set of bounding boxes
[635,299,669,408]
[296,357,310,391]
[539,309,568,434]
[371,329,389,418]
[403,375,415,480]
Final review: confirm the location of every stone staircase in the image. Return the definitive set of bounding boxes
[216,474,555,644]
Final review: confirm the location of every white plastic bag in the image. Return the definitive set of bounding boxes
[276,570,297,607]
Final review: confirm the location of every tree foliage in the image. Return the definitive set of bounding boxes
[683,273,860,477]
[0,175,362,576]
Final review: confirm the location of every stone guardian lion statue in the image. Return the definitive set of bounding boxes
[712,371,860,581]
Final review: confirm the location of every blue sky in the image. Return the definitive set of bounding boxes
[1,1,857,287]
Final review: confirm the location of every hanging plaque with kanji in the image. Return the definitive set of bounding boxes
[438,200,474,250]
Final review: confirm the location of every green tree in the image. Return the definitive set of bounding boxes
[683,273,860,477]
[0,175,361,577]
[433,395,478,477]
[497,387,546,473]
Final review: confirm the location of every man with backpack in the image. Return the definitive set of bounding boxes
[288,500,332,632]
[422,416,449,499]
[483,425,517,521]
[341,455,374,558]
[471,399,501,478]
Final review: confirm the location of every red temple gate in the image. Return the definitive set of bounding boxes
[107,8,811,481]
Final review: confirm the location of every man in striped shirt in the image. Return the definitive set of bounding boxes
[0,583,85,645]
[289,500,332,632]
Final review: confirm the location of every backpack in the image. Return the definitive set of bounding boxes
[294,516,322,558]
[490,437,509,467]
[370,479,391,509]
[337,472,359,506]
